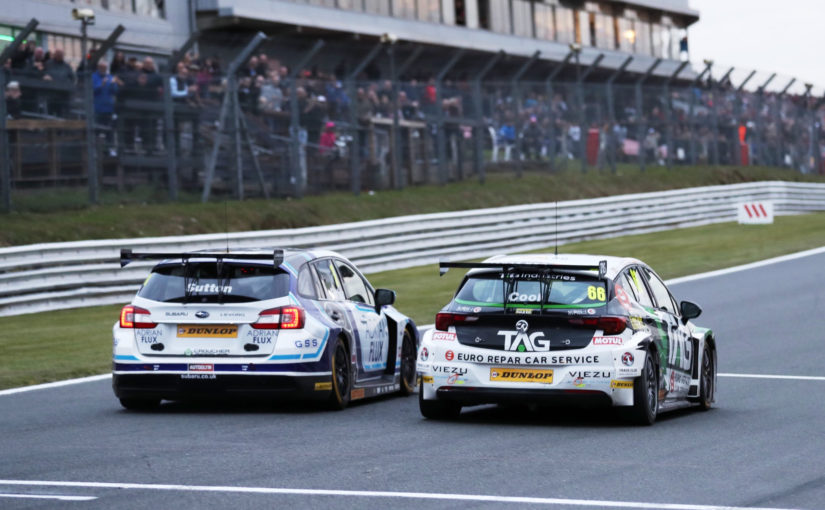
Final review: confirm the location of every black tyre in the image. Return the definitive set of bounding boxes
[625,350,658,426]
[327,336,352,410]
[119,397,160,411]
[398,330,416,396]
[418,381,461,420]
[696,345,715,411]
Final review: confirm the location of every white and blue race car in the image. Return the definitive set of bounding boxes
[417,254,716,425]
[113,248,418,410]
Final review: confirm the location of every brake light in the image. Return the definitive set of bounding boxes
[435,313,478,331]
[119,305,156,329]
[569,316,627,335]
[252,306,305,330]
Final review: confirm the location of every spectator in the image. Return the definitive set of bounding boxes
[92,60,118,154]
[21,47,47,112]
[43,48,75,117]
[110,51,127,75]
[522,115,542,161]
[259,70,283,114]
[170,62,197,103]
[319,121,336,155]
[5,81,22,119]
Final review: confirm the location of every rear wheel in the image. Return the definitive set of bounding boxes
[398,330,416,396]
[119,397,160,411]
[327,337,351,410]
[625,350,658,425]
[696,345,715,411]
[418,381,461,420]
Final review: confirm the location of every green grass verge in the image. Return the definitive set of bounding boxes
[3,164,824,246]
[2,212,824,390]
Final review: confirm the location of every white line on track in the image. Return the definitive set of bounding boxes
[0,374,111,397]
[719,373,825,382]
[0,480,803,510]
[0,492,97,501]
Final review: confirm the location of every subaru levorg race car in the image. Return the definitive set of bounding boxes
[417,254,716,425]
[113,248,418,410]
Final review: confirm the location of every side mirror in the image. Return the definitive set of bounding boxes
[374,288,396,310]
[680,300,702,323]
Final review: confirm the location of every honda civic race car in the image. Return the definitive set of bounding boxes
[417,254,716,425]
[113,248,418,410]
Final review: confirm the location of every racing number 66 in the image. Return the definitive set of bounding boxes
[587,286,606,302]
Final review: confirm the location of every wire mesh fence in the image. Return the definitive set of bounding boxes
[2,28,824,212]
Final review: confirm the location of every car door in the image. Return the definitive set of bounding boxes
[332,259,389,377]
[641,267,693,400]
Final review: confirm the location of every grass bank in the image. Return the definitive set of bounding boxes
[2,212,824,390]
[3,164,823,247]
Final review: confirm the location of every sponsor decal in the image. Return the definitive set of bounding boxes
[314,382,333,391]
[670,370,676,392]
[445,350,455,361]
[294,339,319,349]
[184,348,230,356]
[188,363,214,372]
[180,374,216,380]
[498,320,550,352]
[629,316,645,330]
[501,273,575,281]
[195,310,210,319]
[568,370,610,378]
[508,292,541,303]
[474,337,483,343]
[611,379,634,389]
[422,375,434,384]
[592,336,623,346]
[514,308,534,315]
[420,347,429,361]
[219,312,245,318]
[187,283,233,294]
[432,332,456,342]
[177,325,238,338]
[490,367,553,383]
[432,365,468,375]
[350,388,366,400]
[473,307,482,313]
[615,284,632,309]
[456,352,600,365]
[138,330,162,344]
[573,376,585,388]
[165,311,187,317]
[621,352,635,366]
[618,367,639,375]
[447,374,468,385]
[587,308,596,315]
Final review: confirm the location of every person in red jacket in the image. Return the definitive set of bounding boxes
[319,121,336,155]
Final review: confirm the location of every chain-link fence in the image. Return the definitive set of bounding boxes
[2,25,824,212]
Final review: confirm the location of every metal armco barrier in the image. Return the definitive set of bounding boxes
[1,181,824,317]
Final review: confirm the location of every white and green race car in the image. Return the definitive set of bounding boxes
[417,254,717,425]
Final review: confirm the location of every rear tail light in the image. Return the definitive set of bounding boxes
[252,306,305,330]
[569,316,627,335]
[435,313,478,331]
[120,305,157,329]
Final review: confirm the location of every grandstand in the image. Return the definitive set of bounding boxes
[0,1,823,211]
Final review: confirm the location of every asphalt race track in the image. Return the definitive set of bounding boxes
[2,250,824,510]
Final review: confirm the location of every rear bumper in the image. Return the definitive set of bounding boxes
[435,386,613,407]
[112,372,331,401]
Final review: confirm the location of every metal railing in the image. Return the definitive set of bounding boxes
[1,180,824,317]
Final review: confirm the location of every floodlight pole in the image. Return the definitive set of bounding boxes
[346,41,384,195]
[435,49,465,185]
[163,30,199,201]
[511,51,540,177]
[472,50,504,184]
[635,58,662,172]
[605,56,633,174]
[544,51,573,171]
[390,45,422,190]
[0,18,38,212]
[577,53,604,173]
[663,61,689,170]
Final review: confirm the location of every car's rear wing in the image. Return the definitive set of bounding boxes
[439,260,608,279]
[120,249,285,268]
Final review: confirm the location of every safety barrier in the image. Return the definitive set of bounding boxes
[1,181,824,317]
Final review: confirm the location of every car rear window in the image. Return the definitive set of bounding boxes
[138,263,290,303]
[454,273,607,310]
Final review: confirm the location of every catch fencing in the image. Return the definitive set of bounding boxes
[1,180,824,317]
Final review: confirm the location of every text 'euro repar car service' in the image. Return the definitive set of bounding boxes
[113,249,418,410]
[417,254,716,425]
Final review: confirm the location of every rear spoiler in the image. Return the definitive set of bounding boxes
[120,249,285,268]
[439,260,608,279]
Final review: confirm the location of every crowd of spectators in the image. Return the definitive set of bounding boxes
[3,39,823,174]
